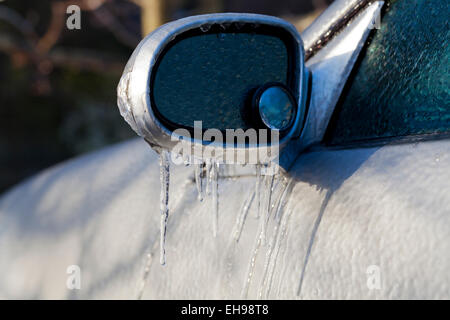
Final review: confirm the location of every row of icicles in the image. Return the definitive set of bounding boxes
[158,150,285,267]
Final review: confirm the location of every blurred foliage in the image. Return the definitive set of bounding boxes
[0,0,330,193]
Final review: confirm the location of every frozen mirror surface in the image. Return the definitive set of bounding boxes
[152,32,289,130]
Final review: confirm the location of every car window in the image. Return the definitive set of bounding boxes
[325,0,450,145]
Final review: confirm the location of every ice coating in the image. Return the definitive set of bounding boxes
[259,179,293,298]
[240,174,290,298]
[159,150,170,265]
[205,160,212,195]
[261,175,275,245]
[137,253,153,299]
[233,190,256,242]
[241,225,263,299]
[5,136,450,299]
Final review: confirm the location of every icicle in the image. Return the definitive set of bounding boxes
[159,150,170,265]
[205,159,212,195]
[194,162,204,202]
[211,159,219,237]
[241,174,275,298]
[258,179,292,299]
[255,164,262,218]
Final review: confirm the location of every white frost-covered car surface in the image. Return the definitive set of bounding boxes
[0,138,449,299]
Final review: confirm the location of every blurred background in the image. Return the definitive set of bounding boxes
[0,0,333,194]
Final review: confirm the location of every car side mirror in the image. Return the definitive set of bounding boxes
[117,13,308,171]
[116,7,384,264]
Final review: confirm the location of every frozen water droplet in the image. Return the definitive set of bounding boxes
[435,153,441,162]
[159,150,170,265]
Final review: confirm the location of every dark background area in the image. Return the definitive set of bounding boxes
[0,0,332,193]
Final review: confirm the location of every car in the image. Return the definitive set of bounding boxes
[0,0,448,299]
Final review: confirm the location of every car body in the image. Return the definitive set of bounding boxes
[0,0,448,299]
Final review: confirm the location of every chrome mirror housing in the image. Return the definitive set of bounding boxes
[115,2,386,264]
[118,1,385,173]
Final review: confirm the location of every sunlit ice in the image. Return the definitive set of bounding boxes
[169,121,281,173]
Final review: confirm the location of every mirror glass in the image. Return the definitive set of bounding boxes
[257,84,296,131]
[151,30,292,131]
